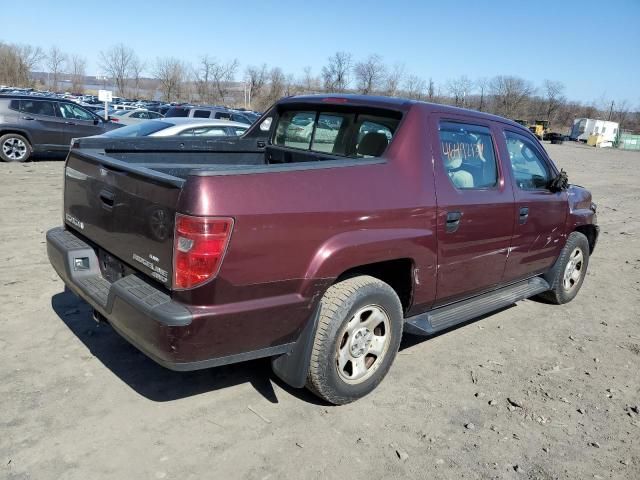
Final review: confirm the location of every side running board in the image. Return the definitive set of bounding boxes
[404,277,550,336]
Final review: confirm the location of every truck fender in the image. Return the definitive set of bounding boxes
[299,227,433,299]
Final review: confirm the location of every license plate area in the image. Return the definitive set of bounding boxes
[98,250,125,283]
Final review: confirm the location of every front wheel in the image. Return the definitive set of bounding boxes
[306,275,403,405]
[0,133,32,162]
[540,232,590,304]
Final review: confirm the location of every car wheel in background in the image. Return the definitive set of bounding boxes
[0,133,32,162]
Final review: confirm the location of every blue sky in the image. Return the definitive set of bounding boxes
[3,0,639,105]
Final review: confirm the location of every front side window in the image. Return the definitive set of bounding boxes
[21,100,56,117]
[504,132,551,190]
[58,103,94,121]
[438,122,498,189]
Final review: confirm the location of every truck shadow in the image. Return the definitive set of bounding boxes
[51,289,325,405]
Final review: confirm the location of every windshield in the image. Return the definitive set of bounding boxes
[103,121,173,138]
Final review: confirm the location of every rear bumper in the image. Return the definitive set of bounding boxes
[46,227,298,370]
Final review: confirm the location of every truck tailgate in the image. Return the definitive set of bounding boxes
[63,150,183,288]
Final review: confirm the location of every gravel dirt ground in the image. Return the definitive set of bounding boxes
[1,143,639,480]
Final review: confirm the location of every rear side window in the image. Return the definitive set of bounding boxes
[21,100,56,117]
[164,107,189,117]
[193,110,211,118]
[273,109,400,158]
[438,122,498,189]
[214,111,232,120]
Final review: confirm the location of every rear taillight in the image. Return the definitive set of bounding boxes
[173,214,234,290]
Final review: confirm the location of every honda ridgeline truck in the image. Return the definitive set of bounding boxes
[47,95,598,404]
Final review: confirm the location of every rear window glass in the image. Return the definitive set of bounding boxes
[103,121,171,137]
[164,107,189,118]
[273,109,400,158]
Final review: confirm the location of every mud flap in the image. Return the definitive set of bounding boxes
[271,305,320,388]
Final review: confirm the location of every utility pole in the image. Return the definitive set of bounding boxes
[608,100,614,121]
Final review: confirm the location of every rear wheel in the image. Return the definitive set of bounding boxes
[0,133,31,162]
[306,275,403,405]
[540,232,590,304]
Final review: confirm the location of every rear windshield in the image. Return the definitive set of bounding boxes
[164,107,190,118]
[273,108,401,158]
[103,121,172,138]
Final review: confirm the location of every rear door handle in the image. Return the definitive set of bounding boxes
[22,116,35,120]
[65,121,76,125]
[519,206,529,224]
[445,211,462,233]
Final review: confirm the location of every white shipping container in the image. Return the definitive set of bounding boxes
[570,118,619,143]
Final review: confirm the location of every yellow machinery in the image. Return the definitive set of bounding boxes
[528,120,549,140]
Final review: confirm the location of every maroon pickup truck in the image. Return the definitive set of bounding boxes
[47,95,598,404]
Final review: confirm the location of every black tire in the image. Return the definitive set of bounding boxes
[306,275,403,405]
[0,133,32,162]
[539,232,590,304]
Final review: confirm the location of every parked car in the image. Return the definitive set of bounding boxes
[0,94,120,162]
[47,94,598,404]
[97,117,249,138]
[164,105,254,124]
[109,109,164,125]
[547,132,565,144]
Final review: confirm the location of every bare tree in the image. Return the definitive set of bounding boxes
[543,80,566,122]
[354,54,386,94]
[260,67,286,109]
[322,51,352,92]
[210,58,239,105]
[383,63,405,97]
[129,56,145,99]
[613,99,631,129]
[99,44,135,96]
[447,75,473,107]
[427,78,436,102]
[69,54,86,93]
[245,64,268,109]
[195,55,214,103]
[0,42,44,87]
[301,66,319,93]
[46,46,67,91]
[489,75,534,118]
[404,74,427,100]
[476,77,489,111]
[153,57,187,102]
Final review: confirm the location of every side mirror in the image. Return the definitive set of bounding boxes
[548,169,569,192]
[93,117,100,125]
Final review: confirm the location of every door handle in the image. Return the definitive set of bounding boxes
[519,206,529,224]
[22,116,35,120]
[445,211,462,233]
[99,190,115,210]
[65,121,76,125]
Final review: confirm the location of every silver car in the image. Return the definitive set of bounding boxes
[100,117,249,138]
[110,109,164,126]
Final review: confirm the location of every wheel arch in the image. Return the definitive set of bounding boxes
[0,128,34,148]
